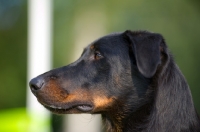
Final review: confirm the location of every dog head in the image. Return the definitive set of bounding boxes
[29,30,166,115]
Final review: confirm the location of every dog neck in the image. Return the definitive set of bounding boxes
[101,54,200,132]
[101,102,153,132]
[144,55,200,131]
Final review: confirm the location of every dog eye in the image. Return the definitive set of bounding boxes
[94,51,103,60]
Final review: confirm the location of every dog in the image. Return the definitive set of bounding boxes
[29,30,200,132]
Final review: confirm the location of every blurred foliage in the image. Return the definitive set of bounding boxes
[0,0,27,109]
[53,0,200,113]
[0,0,199,116]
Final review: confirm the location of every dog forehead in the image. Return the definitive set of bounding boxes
[88,32,124,48]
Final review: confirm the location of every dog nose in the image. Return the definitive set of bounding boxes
[29,77,44,91]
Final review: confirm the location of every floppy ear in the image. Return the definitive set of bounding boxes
[125,30,162,78]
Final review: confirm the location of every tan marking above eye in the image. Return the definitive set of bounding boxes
[90,45,95,50]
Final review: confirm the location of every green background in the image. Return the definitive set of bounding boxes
[0,0,199,131]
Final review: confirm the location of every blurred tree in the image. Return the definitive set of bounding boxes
[0,0,27,109]
[0,0,199,115]
[54,0,200,113]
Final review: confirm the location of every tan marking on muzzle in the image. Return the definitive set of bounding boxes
[44,80,68,102]
[41,80,115,111]
[93,96,115,111]
[62,89,92,103]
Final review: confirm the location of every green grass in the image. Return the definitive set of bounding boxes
[0,108,50,132]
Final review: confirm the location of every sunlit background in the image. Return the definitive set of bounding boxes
[0,0,200,132]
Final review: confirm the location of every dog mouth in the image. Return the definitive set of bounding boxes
[42,103,94,114]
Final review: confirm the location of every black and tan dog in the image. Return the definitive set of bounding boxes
[29,30,200,132]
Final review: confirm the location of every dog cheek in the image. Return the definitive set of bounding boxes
[93,95,115,112]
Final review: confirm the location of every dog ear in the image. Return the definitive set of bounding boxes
[124,30,162,78]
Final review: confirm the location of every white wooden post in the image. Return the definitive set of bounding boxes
[27,0,52,131]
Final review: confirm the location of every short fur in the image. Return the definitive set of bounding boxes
[29,30,200,132]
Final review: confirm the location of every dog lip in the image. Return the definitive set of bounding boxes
[49,105,63,109]
[76,105,93,112]
[44,103,93,113]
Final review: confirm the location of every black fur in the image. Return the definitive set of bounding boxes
[29,30,200,132]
